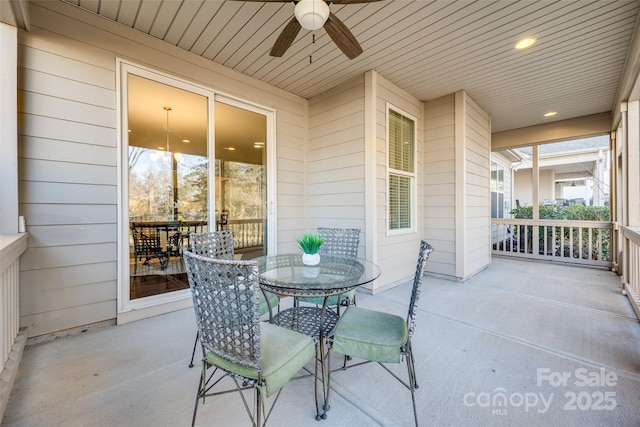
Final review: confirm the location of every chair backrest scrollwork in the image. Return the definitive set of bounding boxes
[317,227,360,259]
[183,250,262,370]
[406,240,434,339]
[189,230,235,260]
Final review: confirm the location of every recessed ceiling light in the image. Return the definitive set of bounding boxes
[182,139,190,143]
[515,37,536,50]
[254,141,265,149]
[544,111,557,117]
[224,147,235,151]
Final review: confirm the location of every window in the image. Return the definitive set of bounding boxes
[491,161,505,218]
[387,107,416,232]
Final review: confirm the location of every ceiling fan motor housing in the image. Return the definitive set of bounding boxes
[295,0,330,30]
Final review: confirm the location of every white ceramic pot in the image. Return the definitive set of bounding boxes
[302,253,320,266]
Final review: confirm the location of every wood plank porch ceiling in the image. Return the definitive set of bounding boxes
[61,0,640,133]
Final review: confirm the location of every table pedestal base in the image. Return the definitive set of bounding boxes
[271,306,339,420]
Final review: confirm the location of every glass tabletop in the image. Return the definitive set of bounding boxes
[254,253,380,298]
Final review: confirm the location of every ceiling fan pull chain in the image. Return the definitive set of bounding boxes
[309,32,316,64]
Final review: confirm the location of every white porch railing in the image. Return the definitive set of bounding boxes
[226,219,264,250]
[491,219,612,268]
[621,226,640,319]
[0,233,28,419]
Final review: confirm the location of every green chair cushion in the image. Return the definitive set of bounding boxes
[206,322,315,397]
[331,306,407,364]
[298,289,355,307]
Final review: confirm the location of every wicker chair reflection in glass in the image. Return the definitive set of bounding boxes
[296,227,360,310]
[183,250,316,427]
[329,240,434,427]
[187,230,279,367]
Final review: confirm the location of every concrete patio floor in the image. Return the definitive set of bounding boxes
[3,257,640,426]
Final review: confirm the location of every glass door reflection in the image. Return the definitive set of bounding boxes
[127,75,209,299]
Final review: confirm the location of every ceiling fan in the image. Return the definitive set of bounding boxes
[238,0,384,59]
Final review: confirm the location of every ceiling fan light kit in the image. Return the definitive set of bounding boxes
[295,0,330,31]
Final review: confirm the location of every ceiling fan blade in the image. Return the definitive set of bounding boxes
[270,17,302,57]
[323,12,363,59]
[331,0,385,3]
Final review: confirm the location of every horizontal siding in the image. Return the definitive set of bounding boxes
[21,301,116,338]
[18,114,116,146]
[20,263,116,293]
[20,244,116,271]
[20,136,116,166]
[424,94,456,277]
[19,204,116,226]
[308,76,366,239]
[18,2,307,336]
[20,159,115,185]
[26,224,115,248]
[464,92,491,276]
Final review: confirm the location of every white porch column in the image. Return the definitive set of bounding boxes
[0,22,19,234]
[627,100,640,227]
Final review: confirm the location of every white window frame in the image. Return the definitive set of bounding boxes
[386,104,417,235]
[491,161,506,218]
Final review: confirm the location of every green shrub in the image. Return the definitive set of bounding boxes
[510,205,610,221]
[507,205,610,260]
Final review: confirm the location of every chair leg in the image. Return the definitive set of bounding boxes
[189,331,199,368]
[314,343,321,419]
[405,344,419,427]
[191,362,206,427]
[255,387,262,427]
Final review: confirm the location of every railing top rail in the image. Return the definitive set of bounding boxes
[0,233,28,273]
[227,219,263,224]
[622,226,640,244]
[492,219,613,228]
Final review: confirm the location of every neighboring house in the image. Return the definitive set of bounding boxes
[0,1,638,344]
[492,136,611,214]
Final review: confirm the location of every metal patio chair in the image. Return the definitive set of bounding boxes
[131,225,167,275]
[328,240,434,427]
[187,230,280,367]
[183,250,316,427]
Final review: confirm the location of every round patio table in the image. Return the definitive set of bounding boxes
[254,253,380,420]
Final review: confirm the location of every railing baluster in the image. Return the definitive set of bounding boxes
[490,219,611,267]
[225,219,264,250]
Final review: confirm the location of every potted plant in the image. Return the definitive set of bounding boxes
[297,233,323,266]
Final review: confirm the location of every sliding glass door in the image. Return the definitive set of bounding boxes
[126,74,209,300]
[119,63,274,318]
[214,101,268,260]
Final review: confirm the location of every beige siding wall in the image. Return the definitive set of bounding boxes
[374,73,425,291]
[18,1,306,337]
[424,94,456,276]
[463,93,491,277]
[307,76,366,253]
[424,92,491,279]
[514,169,533,207]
